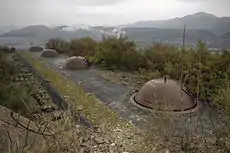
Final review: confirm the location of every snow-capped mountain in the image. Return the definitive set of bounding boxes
[98,26,127,38]
[111,27,126,38]
[60,24,91,31]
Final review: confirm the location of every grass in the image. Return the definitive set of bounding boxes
[17,51,133,130]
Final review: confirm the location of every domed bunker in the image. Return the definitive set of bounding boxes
[64,56,88,70]
[130,78,200,114]
[29,46,43,52]
[40,49,59,58]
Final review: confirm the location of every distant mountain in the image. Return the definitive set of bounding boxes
[1,22,230,49]
[2,25,52,37]
[0,25,21,34]
[0,25,105,48]
[221,32,230,39]
[1,25,103,40]
[126,12,230,35]
[123,27,220,48]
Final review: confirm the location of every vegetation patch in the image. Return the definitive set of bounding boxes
[45,37,230,108]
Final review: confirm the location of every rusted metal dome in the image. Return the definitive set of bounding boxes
[130,78,199,114]
[29,46,43,52]
[64,56,88,70]
[40,49,59,58]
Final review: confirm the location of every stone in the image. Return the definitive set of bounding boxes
[77,106,83,111]
[52,111,63,121]
[41,106,55,113]
[76,124,81,129]
[95,137,104,144]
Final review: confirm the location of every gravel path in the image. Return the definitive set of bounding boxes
[29,52,222,135]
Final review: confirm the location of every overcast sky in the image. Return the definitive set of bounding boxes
[0,0,229,26]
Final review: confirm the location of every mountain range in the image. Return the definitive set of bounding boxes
[0,12,230,49]
[126,12,230,36]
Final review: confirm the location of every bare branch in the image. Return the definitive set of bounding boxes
[23,119,31,149]
[10,111,52,137]
[3,124,12,151]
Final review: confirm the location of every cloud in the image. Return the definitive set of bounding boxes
[66,0,126,6]
[0,0,126,7]
[0,0,229,26]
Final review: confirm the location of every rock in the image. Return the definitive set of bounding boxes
[76,124,81,129]
[95,137,104,144]
[87,93,94,96]
[41,106,55,113]
[109,150,115,153]
[165,149,170,153]
[51,111,63,121]
[122,83,129,86]
[77,106,83,111]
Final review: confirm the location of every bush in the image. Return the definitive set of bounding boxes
[94,36,141,71]
[0,52,31,114]
[45,38,69,54]
[143,43,179,71]
[69,37,98,57]
[213,86,230,115]
[0,45,10,53]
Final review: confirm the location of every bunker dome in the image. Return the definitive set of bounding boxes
[40,49,59,58]
[64,56,88,70]
[130,78,199,114]
[29,46,43,52]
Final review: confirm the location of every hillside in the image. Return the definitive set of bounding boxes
[126,12,230,35]
[221,32,230,39]
[124,27,218,47]
[1,25,102,41]
[1,14,230,49]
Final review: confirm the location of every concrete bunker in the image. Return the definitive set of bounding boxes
[40,49,59,58]
[29,46,43,52]
[130,78,200,114]
[64,56,88,70]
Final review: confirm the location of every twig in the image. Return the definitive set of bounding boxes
[3,124,13,151]
[23,119,31,149]
[29,122,44,150]
[41,119,51,140]
[10,111,52,136]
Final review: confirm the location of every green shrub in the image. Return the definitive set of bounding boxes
[0,45,10,53]
[143,43,179,71]
[0,52,31,114]
[45,38,69,54]
[69,37,98,57]
[213,86,230,114]
[94,36,140,71]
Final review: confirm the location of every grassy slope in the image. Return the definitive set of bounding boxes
[17,51,133,130]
